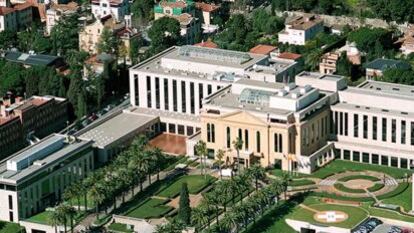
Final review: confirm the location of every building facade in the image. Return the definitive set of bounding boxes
[278,14,323,45]
[45,2,78,35]
[0,134,94,222]
[91,0,128,21]
[319,52,339,74]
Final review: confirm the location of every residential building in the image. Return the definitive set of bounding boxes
[4,51,66,69]
[200,78,335,172]
[338,42,361,65]
[278,14,323,45]
[83,53,116,77]
[45,2,78,35]
[0,134,94,222]
[0,6,17,32]
[154,0,200,45]
[0,0,32,32]
[0,95,68,160]
[398,26,414,55]
[79,15,139,57]
[364,58,411,80]
[249,44,279,56]
[13,2,32,29]
[91,0,129,21]
[194,39,218,49]
[319,52,340,74]
[195,1,220,33]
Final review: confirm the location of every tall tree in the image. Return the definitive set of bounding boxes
[178,182,191,225]
[232,137,243,174]
[195,140,207,176]
[148,17,181,53]
[97,27,118,54]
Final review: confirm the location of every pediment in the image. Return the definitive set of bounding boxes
[220,111,267,126]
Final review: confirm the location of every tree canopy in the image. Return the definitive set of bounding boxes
[148,17,181,54]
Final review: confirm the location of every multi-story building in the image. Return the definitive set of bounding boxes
[91,0,129,21]
[0,0,32,32]
[200,77,337,173]
[319,52,339,74]
[364,58,411,80]
[45,2,79,35]
[0,96,68,160]
[154,0,200,45]
[0,6,17,32]
[195,1,220,33]
[79,15,139,57]
[278,14,323,45]
[0,134,94,222]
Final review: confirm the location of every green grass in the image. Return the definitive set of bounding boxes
[288,203,368,229]
[338,175,380,182]
[0,221,22,233]
[289,179,316,187]
[367,183,385,192]
[126,198,173,219]
[334,183,366,193]
[364,202,414,222]
[108,223,133,233]
[312,160,411,179]
[377,183,409,200]
[27,211,52,224]
[157,175,216,198]
[382,184,412,211]
[164,156,187,172]
[269,169,310,179]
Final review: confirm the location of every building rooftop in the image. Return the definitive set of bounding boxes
[78,111,158,148]
[195,2,219,12]
[194,40,218,49]
[286,14,322,30]
[249,44,278,55]
[0,6,15,15]
[159,0,188,9]
[364,58,411,71]
[357,80,414,99]
[0,134,92,184]
[4,51,62,66]
[277,52,302,61]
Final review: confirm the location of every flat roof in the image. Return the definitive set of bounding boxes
[5,51,61,66]
[0,134,92,184]
[357,80,414,99]
[79,111,158,148]
[364,58,410,71]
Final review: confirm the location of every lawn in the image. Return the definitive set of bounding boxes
[311,160,411,179]
[27,210,86,226]
[126,198,173,219]
[289,179,315,187]
[108,223,133,233]
[288,203,368,229]
[156,175,216,198]
[334,183,366,193]
[382,184,412,212]
[337,175,380,182]
[0,221,22,233]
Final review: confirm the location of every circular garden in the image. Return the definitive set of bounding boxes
[333,174,385,194]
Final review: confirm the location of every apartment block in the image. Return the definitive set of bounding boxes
[0,134,94,222]
[278,14,323,45]
[91,0,129,21]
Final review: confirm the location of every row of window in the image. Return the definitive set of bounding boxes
[333,111,414,146]
[302,115,329,147]
[340,149,413,169]
[224,127,262,153]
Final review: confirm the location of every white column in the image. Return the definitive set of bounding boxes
[195,82,200,115]
[129,73,136,106]
[378,117,383,141]
[358,114,363,139]
[160,78,165,110]
[150,76,156,109]
[177,80,183,113]
[139,74,147,108]
[186,81,191,114]
[203,83,208,97]
[387,118,392,143]
[168,79,174,112]
[349,113,354,137]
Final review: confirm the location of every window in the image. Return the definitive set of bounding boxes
[372,154,379,164]
[401,120,406,144]
[392,119,396,143]
[382,118,387,142]
[9,211,13,222]
[190,82,195,114]
[146,76,151,108]
[363,115,368,139]
[187,126,194,136]
[344,113,348,136]
[330,112,335,134]
[353,114,359,137]
[412,122,414,145]
[372,116,377,140]
[362,153,369,163]
[208,84,212,95]
[178,125,185,135]
[391,157,398,167]
[274,133,279,152]
[173,80,177,112]
[155,77,160,109]
[199,83,203,109]
[226,127,231,148]
[207,123,211,142]
[181,81,186,113]
[343,150,350,160]
[244,129,249,150]
[339,112,343,135]
[334,112,338,135]
[164,79,169,110]
[279,134,283,153]
[353,151,360,162]
[134,74,139,106]
[401,158,408,169]
[211,124,215,143]
[381,155,389,166]
[256,131,261,153]
[325,115,329,136]
[8,195,12,210]
[238,128,242,140]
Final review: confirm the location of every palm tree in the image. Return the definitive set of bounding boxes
[191,207,209,232]
[232,137,243,174]
[305,48,323,71]
[48,210,61,233]
[63,205,77,233]
[128,149,148,191]
[203,192,221,224]
[216,149,225,179]
[63,185,76,209]
[152,147,165,181]
[247,165,266,191]
[281,173,289,200]
[215,181,232,211]
[221,211,238,233]
[56,205,68,233]
[89,183,105,220]
[195,140,207,176]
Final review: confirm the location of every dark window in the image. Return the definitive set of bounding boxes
[362,153,369,163]
[190,82,195,114]
[244,129,249,150]
[207,123,211,142]
[9,211,13,222]
[187,126,194,136]
[134,75,139,106]
[164,79,169,110]
[211,124,215,143]
[363,115,368,139]
[8,195,12,210]
[146,76,152,108]
[173,80,177,112]
[401,158,408,169]
[411,122,414,145]
[178,125,185,135]
[168,124,176,134]
[381,155,389,166]
[382,118,387,142]
[208,84,212,95]
[343,150,350,160]
[339,112,343,135]
[372,116,377,140]
[238,128,242,140]
[181,81,186,113]
[401,120,406,144]
[274,133,278,152]
[344,113,348,136]
[256,131,261,153]
[199,83,203,109]
[353,114,359,137]
[334,112,338,135]
[278,134,283,153]
[160,122,167,132]
[353,151,360,162]
[226,127,231,148]
[391,157,398,167]
[392,119,396,143]
[372,154,379,164]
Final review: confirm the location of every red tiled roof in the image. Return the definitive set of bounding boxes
[278,52,302,60]
[249,44,277,55]
[195,2,220,12]
[160,0,187,9]
[194,40,218,49]
[0,7,15,15]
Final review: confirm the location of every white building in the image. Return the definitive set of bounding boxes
[0,134,94,223]
[278,14,323,45]
[45,2,78,35]
[91,0,128,22]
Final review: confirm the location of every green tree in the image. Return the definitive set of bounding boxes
[148,17,181,53]
[97,27,118,54]
[216,149,225,179]
[0,30,16,50]
[247,164,266,191]
[131,0,154,25]
[48,210,62,233]
[194,140,207,176]
[232,137,243,174]
[336,52,352,77]
[50,13,80,56]
[178,182,191,225]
